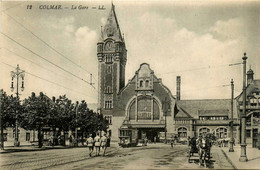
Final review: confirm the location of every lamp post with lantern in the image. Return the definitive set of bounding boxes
[10,64,25,147]
[229,79,234,152]
[239,53,248,162]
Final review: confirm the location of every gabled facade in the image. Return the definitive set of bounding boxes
[236,69,260,147]
[97,5,254,145]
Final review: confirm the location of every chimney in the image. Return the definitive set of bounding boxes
[176,76,181,100]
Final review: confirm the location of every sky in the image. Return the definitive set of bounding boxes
[1,0,260,104]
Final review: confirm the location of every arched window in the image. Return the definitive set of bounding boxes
[128,97,160,121]
[178,127,187,137]
[129,101,136,120]
[145,80,149,87]
[140,80,143,87]
[199,127,210,136]
[107,65,111,73]
[215,127,227,139]
[105,86,112,93]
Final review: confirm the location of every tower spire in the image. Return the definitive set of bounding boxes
[103,3,123,41]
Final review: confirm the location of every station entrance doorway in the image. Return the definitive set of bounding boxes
[137,128,164,142]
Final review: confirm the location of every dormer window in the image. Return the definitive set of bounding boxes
[140,80,143,87]
[145,80,149,87]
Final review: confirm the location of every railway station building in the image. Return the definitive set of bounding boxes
[97,5,242,142]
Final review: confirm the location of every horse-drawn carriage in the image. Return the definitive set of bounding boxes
[188,135,212,167]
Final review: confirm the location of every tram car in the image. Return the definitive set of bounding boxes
[118,126,138,147]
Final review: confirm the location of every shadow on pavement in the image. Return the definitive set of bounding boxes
[0,146,85,154]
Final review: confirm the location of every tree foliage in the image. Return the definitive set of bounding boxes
[0,89,21,129]
[2,90,108,147]
[21,92,52,130]
[71,100,109,134]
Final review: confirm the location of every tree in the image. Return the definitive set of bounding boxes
[72,100,109,136]
[21,92,53,148]
[0,89,22,149]
[54,95,75,145]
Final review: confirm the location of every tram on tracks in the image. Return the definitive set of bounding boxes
[118,125,138,147]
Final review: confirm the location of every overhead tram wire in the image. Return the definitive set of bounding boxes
[1,32,96,88]
[3,61,126,112]
[2,47,74,82]
[1,62,97,99]
[2,12,98,83]
[157,63,236,75]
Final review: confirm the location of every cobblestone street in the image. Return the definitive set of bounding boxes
[0,143,234,169]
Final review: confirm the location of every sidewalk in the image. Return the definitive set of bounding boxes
[0,142,119,154]
[222,145,260,169]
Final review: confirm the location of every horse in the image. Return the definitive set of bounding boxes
[197,136,210,167]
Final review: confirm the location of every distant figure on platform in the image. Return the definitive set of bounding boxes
[144,137,148,146]
[94,133,101,156]
[69,135,73,147]
[101,133,108,156]
[154,136,157,144]
[86,134,94,157]
[174,135,178,144]
[48,136,54,146]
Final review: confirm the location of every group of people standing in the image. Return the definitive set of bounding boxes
[86,133,108,157]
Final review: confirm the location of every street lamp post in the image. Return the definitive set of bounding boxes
[229,79,234,152]
[10,64,25,147]
[239,53,248,162]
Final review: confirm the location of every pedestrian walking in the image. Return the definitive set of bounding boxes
[101,133,107,156]
[154,136,156,144]
[170,136,174,148]
[86,134,94,157]
[187,136,191,146]
[94,133,101,156]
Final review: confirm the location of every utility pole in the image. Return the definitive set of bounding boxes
[75,101,79,146]
[0,90,4,150]
[239,53,248,162]
[229,79,234,152]
[10,64,25,147]
[162,97,170,144]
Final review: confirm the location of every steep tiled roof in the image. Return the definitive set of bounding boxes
[176,99,238,119]
[101,4,123,42]
[236,79,260,101]
[198,109,229,116]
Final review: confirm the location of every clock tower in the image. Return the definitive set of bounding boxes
[97,4,127,112]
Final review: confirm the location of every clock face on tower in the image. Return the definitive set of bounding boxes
[105,41,113,51]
